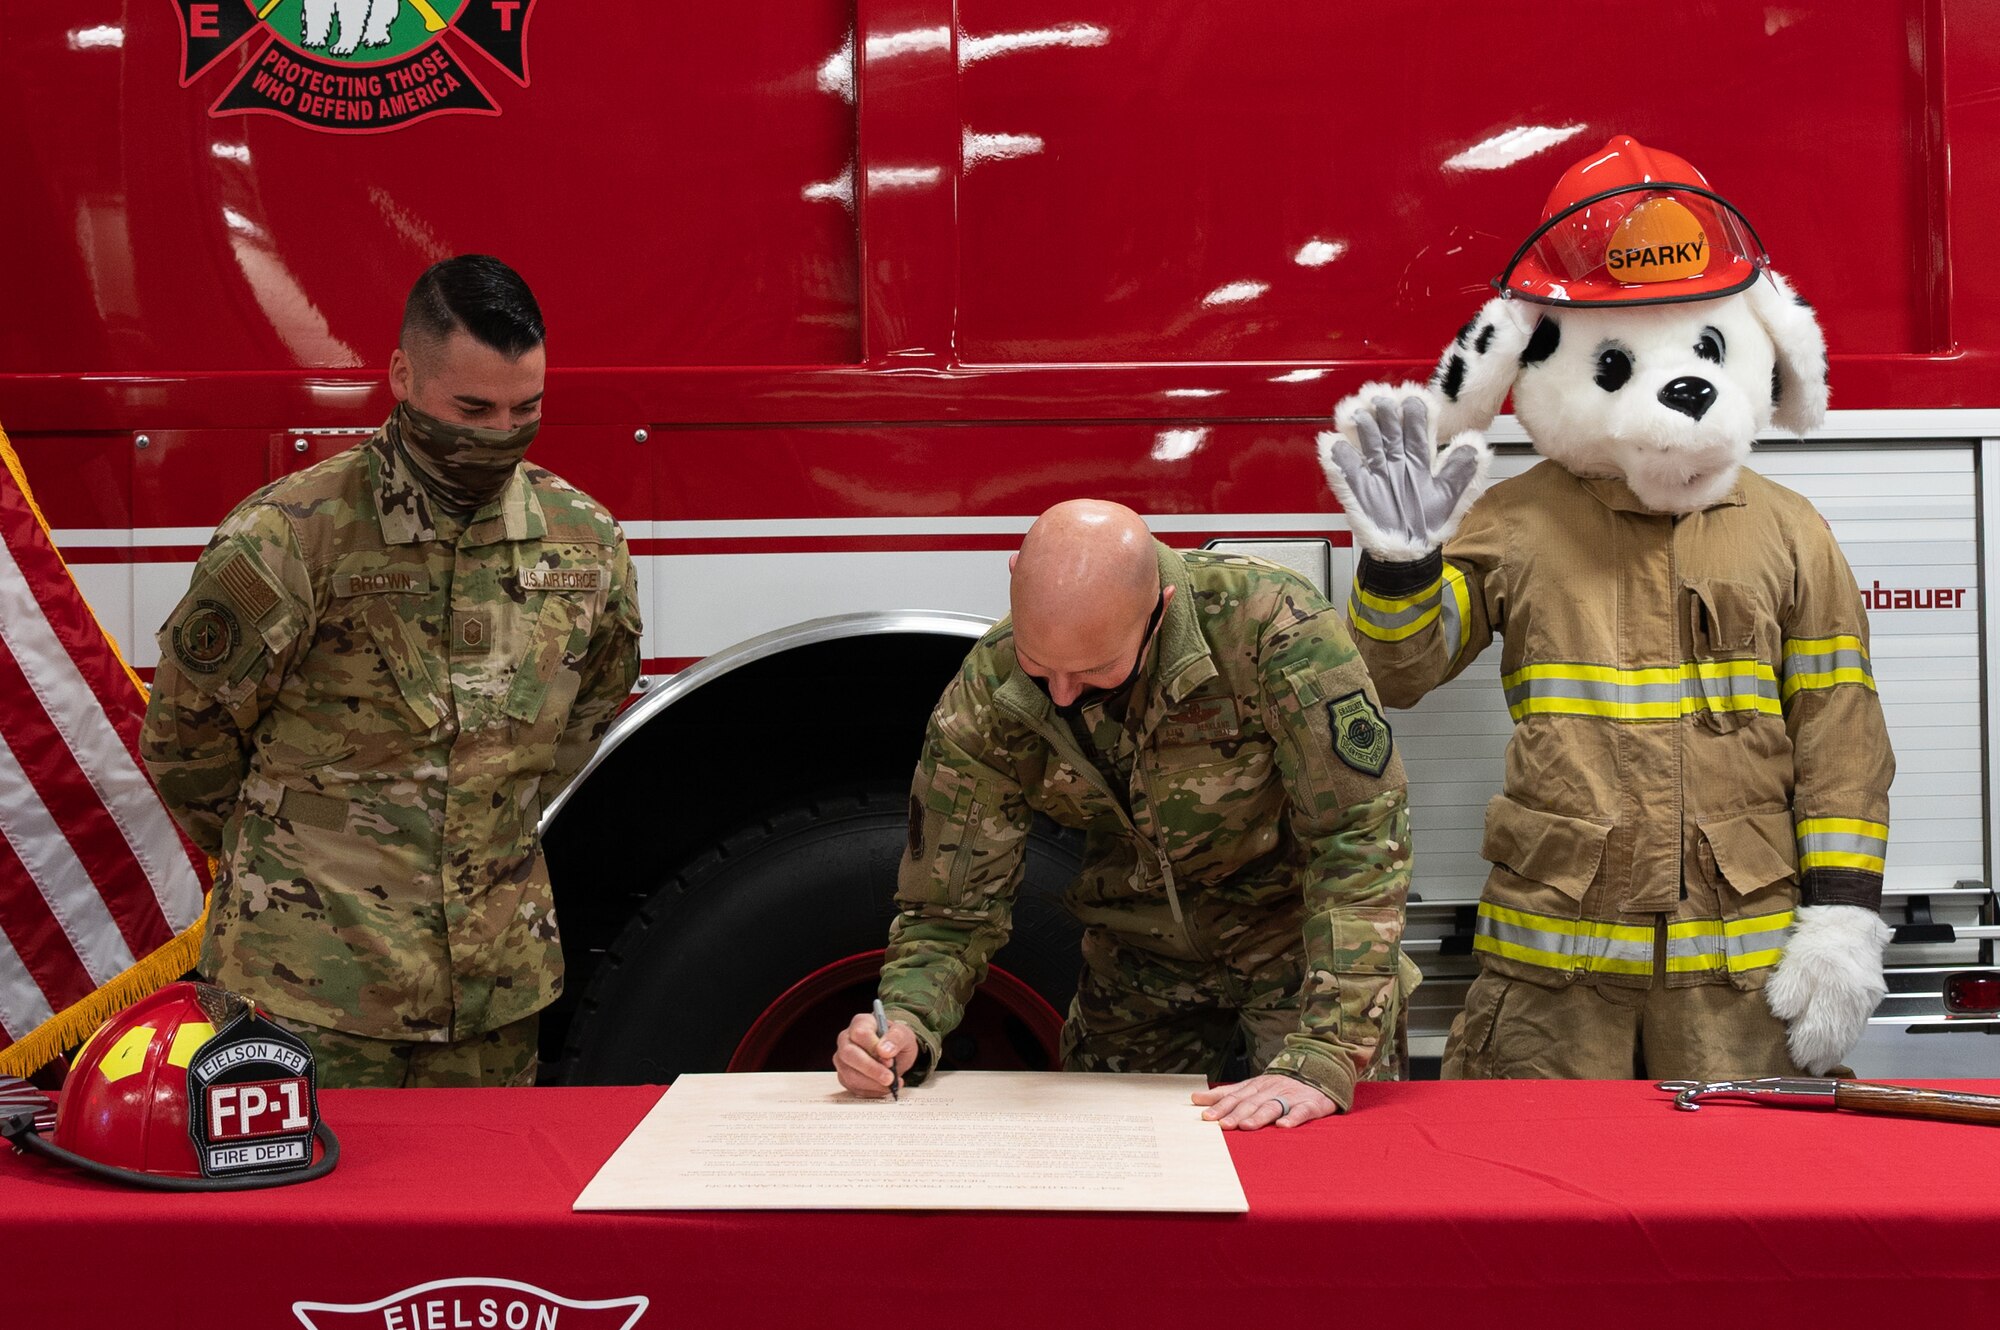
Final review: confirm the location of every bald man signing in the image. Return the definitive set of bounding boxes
[834,501,1416,1127]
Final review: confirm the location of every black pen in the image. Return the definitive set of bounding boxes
[871,999,900,1101]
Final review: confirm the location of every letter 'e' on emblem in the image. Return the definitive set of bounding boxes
[1328,690,1392,777]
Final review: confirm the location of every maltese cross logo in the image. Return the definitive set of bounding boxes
[171,0,535,133]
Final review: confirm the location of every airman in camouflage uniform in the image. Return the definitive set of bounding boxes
[838,503,1415,1124]
[140,257,642,1087]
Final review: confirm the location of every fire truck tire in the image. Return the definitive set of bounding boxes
[559,787,1084,1084]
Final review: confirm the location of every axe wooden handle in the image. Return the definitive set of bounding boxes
[408,0,449,32]
[1835,1081,2000,1125]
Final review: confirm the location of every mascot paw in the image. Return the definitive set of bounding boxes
[1765,904,1892,1075]
[1319,381,1491,562]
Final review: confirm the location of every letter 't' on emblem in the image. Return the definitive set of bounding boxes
[1328,690,1393,777]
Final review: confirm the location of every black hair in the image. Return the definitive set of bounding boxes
[400,255,544,357]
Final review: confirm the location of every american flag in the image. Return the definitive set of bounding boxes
[0,425,208,1076]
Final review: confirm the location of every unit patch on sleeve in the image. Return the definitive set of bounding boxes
[1328,690,1392,777]
[172,599,243,674]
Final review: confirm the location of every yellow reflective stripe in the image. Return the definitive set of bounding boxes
[1800,850,1887,872]
[1665,948,1786,974]
[1798,817,1890,839]
[1353,580,1442,615]
[1502,660,1773,686]
[1351,600,1441,643]
[1476,902,1653,943]
[1505,662,1680,686]
[1472,934,1656,975]
[1784,634,1866,655]
[1780,667,1877,700]
[1666,912,1797,939]
[1665,952,1726,973]
[1726,947,1786,972]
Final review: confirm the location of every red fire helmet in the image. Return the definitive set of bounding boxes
[0,981,337,1190]
[1496,135,1769,307]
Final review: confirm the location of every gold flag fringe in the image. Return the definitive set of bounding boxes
[0,893,210,1079]
[0,422,212,1076]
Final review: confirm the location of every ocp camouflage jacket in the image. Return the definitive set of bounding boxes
[880,544,1412,1108]
[140,425,642,1041]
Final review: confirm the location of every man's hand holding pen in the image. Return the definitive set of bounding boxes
[834,1004,919,1098]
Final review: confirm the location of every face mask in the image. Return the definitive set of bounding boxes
[392,401,540,512]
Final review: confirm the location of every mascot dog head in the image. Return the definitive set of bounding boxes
[1430,136,1830,514]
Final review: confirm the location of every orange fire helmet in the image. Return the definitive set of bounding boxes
[1496,135,1769,307]
[0,981,337,1190]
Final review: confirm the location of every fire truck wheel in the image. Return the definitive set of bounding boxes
[558,787,1083,1085]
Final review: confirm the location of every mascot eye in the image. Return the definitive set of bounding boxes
[1594,347,1633,392]
[1696,327,1726,364]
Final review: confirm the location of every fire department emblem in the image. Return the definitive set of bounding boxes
[171,0,536,133]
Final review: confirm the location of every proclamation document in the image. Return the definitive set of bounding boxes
[573,1070,1248,1213]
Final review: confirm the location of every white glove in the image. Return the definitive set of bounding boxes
[1318,382,1491,563]
[1764,904,1893,1074]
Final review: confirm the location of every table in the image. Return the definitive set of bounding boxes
[11,1080,1999,1326]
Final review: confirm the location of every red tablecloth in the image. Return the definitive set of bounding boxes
[11,1079,2000,1327]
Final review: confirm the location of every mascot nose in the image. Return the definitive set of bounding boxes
[1658,377,1717,421]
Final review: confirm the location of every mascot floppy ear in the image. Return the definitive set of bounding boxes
[1430,295,1539,442]
[1746,269,1830,437]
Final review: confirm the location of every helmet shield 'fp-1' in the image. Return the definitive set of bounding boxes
[0,981,338,1190]
[1496,135,1769,307]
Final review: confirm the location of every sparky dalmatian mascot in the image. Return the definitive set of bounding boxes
[1323,137,1894,1081]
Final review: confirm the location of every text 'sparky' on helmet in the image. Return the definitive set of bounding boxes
[1496,135,1769,307]
[0,981,338,1190]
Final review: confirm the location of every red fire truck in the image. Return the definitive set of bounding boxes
[5,1,1995,1079]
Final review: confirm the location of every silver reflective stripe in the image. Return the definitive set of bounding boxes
[1664,912,1793,973]
[1475,910,1654,971]
[1783,646,1872,679]
[1798,828,1887,859]
[1439,564,1470,665]
[1504,676,1684,708]
[1780,635,1876,703]
[1796,817,1889,873]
